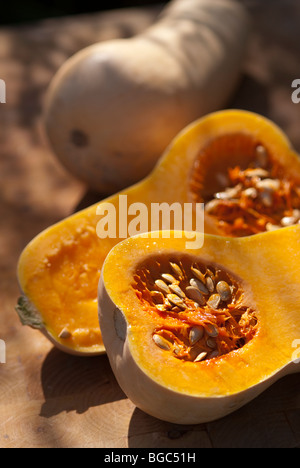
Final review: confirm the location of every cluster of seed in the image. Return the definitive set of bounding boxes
[204,145,300,236]
[140,261,257,363]
[153,324,221,363]
[151,262,232,314]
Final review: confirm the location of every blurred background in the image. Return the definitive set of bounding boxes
[1,1,167,25]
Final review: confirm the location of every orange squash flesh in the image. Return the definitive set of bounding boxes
[98,228,300,424]
[16,110,300,355]
[16,212,106,354]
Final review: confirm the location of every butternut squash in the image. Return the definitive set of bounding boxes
[98,227,300,424]
[44,0,250,193]
[16,110,300,356]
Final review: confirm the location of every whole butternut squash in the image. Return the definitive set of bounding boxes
[44,0,250,193]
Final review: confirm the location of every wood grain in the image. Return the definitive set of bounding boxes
[0,1,300,448]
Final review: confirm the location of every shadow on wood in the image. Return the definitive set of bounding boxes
[127,373,300,448]
[40,348,126,418]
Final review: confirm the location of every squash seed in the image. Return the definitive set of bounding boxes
[255,144,268,168]
[207,293,221,309]
[206,337,217,349]
[58,328,72,339]
[167,294,186,310]
[153,334,171,350]
[204,323,219,337]
[185,286,206,306]
[172,306,182,313]
[256,178,280,191]
[190,278,209,295]
[173,342,182,355]
[266,222,281,231]
[281,214,300,227]
[161,273,178,284]
[245,168,269,179]
[169,262,183,278]
[292,209,300,220]
[204,199,222,214]
[151,290,165,304]
[155,279,170,295]
[189,326,204,345]
[243,187,258,199]
[215,183,242,200]
[156,304,167,312]
[259,189,273,207]
[206,276,215,293]
[194,351,207,362]
[216,281,232,302]
[169,283,186,299]
[190,266,206,284]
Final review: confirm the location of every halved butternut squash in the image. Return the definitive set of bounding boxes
[16,110,300,355]
[98,228,300,424]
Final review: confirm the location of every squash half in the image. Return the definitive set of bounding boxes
[98,228,300,424]
[16,110,300,355]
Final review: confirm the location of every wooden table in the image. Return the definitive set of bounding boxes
[0,1,300,448]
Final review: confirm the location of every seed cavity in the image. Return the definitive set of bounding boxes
[134,257,258,364]
[192,141,300,237]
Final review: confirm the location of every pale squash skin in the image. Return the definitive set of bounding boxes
[98,229,300,424]
[44,0,250,193]
[16,109,300,356]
